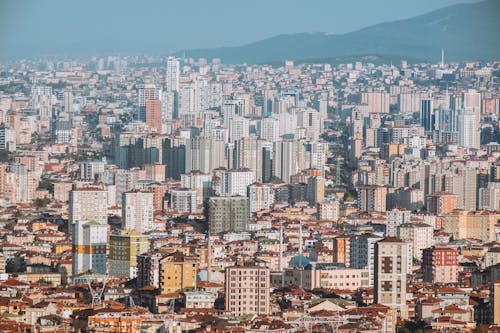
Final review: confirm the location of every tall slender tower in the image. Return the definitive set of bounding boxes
[166,56,180,92]
[441,48,445,68]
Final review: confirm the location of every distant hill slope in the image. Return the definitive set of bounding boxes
[177,0,500,64]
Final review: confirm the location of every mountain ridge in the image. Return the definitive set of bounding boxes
[176,0,500,64]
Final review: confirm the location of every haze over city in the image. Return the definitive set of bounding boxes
[0,1,499,332]
[0,0,485,58]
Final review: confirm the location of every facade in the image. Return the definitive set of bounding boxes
[280,265,369,291]
[490,281,500,325]
[183,291,216,309]
[208,196,249,234]
[422,246,459,284]
[166,56,180,92]
[137,252,163,289]
[458,109,479,149]
[170,188,197,213]
[426,192,458,215]
[479,182,500,211]
[181,171,212,206]
[159,252,198,293]
[350,233,382,287]
[219,168,254,197]
[138,84,161,122]
[397,222,433,260]
[69,188,108,278]
[362,91,390,114]
[358,185,388,212]
[306,176,325,206]
[374,238,412,319]
[386,209,412,237]
[122,191,154,233]
[79,160,105,180]
[318,200,341,221]
[248,183,274,213]
[225,265,270,316]
[72,221,108,276]
[441,210,499,242]
[145,100,162,133]
[109,230,149,278]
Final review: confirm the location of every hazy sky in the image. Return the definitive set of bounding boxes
[0,0,481,58]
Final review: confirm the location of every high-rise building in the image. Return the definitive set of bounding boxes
[69,188,109,278]
[166,57,180,92]
[109,230,149,278]
[50,120,72,143]
[229,116,249,143]
[362,91,390,113]
[72,221,108,277]
[273,140,307,183]
[63,90,74,114]
[458,109,479,149]
[170,188,197,213]
[358,185,388,212]
[374,238,412,319]
[79,160,105,180]
[422,246,459,284]
[297,108,322,140]
[137,252,163,289]
[306,176,325,206]
[219,168,254,197]
[31,86,53,121]
[159,252,198,293]
[122,191,154,233]
[181,171,212,207]
[318,200,341,221]
[332,235,351,267]
[386,209,412,237]
[225,265,270,316]
[69,188,108,227]
[463,89,481,115]
[138,84,161,122]
[479,182,500,211]
[420,99,435,133]
[426,192,458,215]
[208,196,249,234]
[233,137,272,182]
[247,183,274,213]
[441,211,499,242]
[0,123,15,151]
[8,163,38,203]
[490,281,500,325]
[350,233,382,287]
[259,117,280,142]
[145,100,162,133]
[397,223,433,260]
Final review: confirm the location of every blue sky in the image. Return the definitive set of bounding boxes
[0,0,480,58]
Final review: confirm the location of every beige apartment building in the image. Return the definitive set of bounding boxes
[225,265,270,316]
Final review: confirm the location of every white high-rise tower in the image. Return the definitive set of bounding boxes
[166,56,180,92]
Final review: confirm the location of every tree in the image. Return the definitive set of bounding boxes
[473,326,488,333]
[34,197,51,208]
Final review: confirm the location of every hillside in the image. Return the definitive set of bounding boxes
[177,0,500,64]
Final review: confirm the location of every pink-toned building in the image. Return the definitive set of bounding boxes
[225,265,270,316]
[422,246,459,284]
[426,192,457,216]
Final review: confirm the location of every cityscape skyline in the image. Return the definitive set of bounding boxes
[0,1,499,332]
